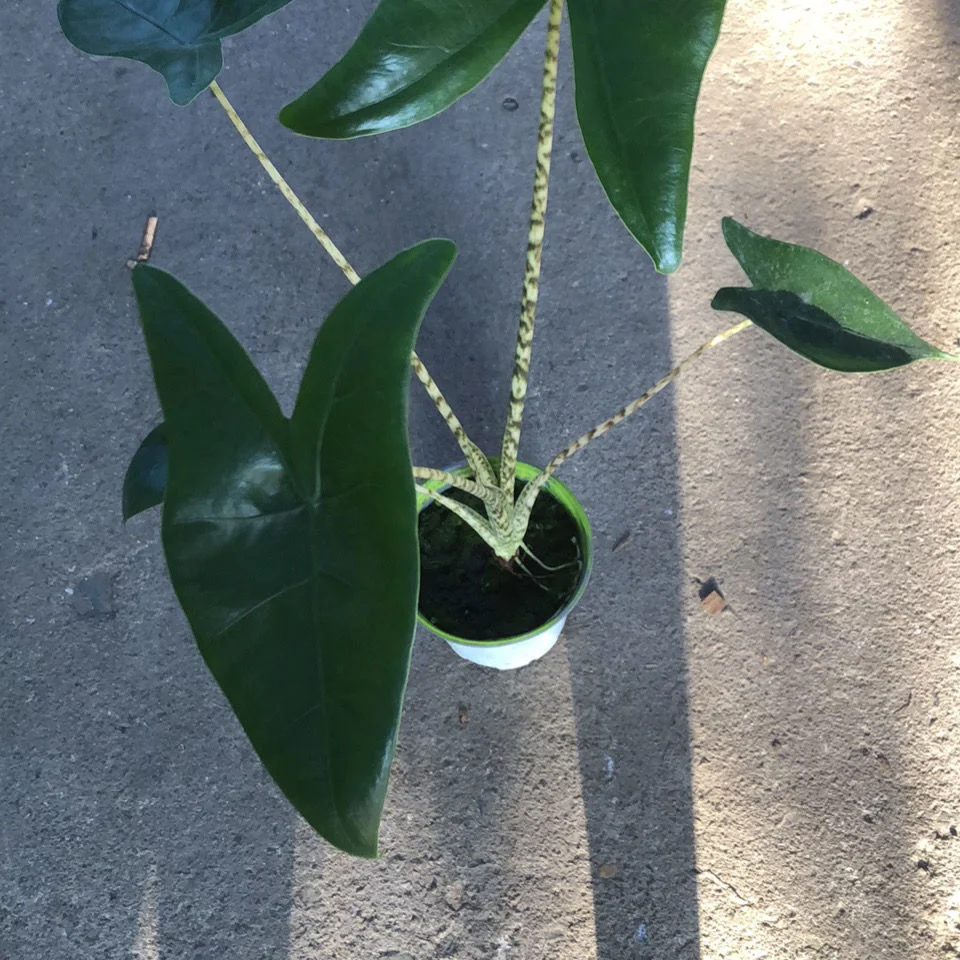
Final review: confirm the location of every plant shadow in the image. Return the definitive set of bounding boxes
[542,161,701,956]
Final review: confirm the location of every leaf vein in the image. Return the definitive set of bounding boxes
[105,0,193,45]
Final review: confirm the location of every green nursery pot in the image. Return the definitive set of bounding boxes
[416,461,593,670]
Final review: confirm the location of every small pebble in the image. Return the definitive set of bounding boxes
[444,883,463,911]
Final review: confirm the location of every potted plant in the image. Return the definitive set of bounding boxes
[57,0,956,859]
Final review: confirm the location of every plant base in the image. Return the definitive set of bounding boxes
[416,462,593,670]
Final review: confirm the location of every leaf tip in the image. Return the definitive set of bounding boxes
[720,216,748,249]
[710,286,739,312]
[652,248,681,275]
[276,101,301,134]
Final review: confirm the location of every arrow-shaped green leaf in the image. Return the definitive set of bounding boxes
[566,0,727,274]
[713,217,954,372]
[279,0,546,138]
[57,0,294,105]
[132,238,456,856]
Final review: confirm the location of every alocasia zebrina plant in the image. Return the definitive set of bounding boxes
[57,0,956,857]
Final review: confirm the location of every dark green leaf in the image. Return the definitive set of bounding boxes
[131,238,456,856]
[279,0,546,138]
[714,218,954,372]
[57,0,294,105]
[566,0,726,274]
[713,288,934,372]
[122,423,168,520]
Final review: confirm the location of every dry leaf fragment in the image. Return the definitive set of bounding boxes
[612,530,631,553]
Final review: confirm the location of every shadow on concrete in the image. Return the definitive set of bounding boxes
[933,0,960,31]
[529,66,701,956]
[0,10,305,959]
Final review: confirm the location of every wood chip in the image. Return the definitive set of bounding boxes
[697,576,727,614]
[700,590,727,615]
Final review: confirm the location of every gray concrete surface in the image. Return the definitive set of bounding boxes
[2,1,959,958]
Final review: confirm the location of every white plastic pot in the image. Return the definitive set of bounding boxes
[416,461,593,671]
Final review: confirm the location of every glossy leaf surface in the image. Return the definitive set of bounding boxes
[566,0,727,273]
[122,423,168,520]
[57,0,293,104]
[713,218,953,372]
[280,0,546,138]
[131,239,456,856]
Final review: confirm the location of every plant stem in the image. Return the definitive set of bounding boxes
[513,319,754,521]
[409,361,498,488]
[412,467,506,508]
[415,485,509,557]
[209,80,360,285]
[498,0,564,498]
[207,80,493,484]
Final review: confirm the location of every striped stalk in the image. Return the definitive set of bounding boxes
[410,358,498,487]
[209,80,491,483]
[511,319,754,534]
[416,486,514,559]
[498,0,564,498]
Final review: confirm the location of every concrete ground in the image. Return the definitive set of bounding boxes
[2,0,959,957]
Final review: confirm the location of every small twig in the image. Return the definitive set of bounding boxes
[893,692,912,715]
[126,214,158,268]
[137,215,158,261]
[696,868,756,908]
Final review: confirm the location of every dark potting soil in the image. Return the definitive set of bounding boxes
[418,482,585,642]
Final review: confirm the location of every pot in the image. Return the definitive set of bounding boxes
[416,461,593,670]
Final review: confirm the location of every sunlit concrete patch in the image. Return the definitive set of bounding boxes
[669,0,960,957]
[748,0,909,75]
[131,864,158,960]
[939,883,960,953]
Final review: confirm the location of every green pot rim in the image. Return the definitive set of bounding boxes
[416,460,593,646]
